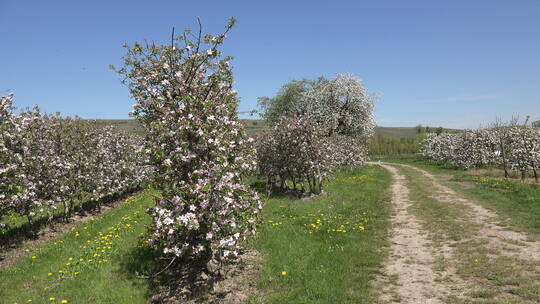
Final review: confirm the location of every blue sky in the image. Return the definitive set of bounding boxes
[1,0,539,128]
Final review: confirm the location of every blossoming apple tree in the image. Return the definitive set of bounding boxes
[113,18,262,262]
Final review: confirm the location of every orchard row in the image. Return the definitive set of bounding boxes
[420,125,540,181]
[0,94,151,231]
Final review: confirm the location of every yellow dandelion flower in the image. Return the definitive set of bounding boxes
[281,271,287,276]
[61,300,68,303]
[49,298,55,301]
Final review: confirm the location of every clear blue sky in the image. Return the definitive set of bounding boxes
[1,0,539,128]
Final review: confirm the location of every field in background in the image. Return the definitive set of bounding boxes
[94,119,144,135]
[93,118,447,156]
[94,118,468,158]
[93,118,446,140]
[93,119,268,136]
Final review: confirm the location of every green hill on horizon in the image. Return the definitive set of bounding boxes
[93,118,457,138]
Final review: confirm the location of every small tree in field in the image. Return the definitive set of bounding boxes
[113,18,261,263]
[256,116,331,194]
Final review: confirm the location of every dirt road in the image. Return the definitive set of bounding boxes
[375,162,540,304]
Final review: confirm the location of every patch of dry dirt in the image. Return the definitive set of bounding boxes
[150,250,261,304]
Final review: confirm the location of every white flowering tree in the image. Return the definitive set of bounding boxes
[298,74,375,138]
[452,130,498,169]
[507,126,540,182]
[113,18,262,262]
[324,135,368,168]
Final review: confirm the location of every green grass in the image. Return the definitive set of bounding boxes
[249,165,392,304]
[0,189,156,304]
[0,188,140,252]
[450,175,540,236]
[240,119,269,136]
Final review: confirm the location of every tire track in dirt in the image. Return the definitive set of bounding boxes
[398,163,540,263]
[377,163,455,304]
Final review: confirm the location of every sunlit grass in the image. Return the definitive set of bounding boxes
[0,189,155,304]
[249,165,392,304]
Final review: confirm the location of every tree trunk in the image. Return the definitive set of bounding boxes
[63,201,69,221]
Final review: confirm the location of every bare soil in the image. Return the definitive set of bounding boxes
[150,250,261,304]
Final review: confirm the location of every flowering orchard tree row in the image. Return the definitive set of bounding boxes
[114,18,261,263]
[256,74,374,194]
[420,126,540,181]
[0,94,150,231]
